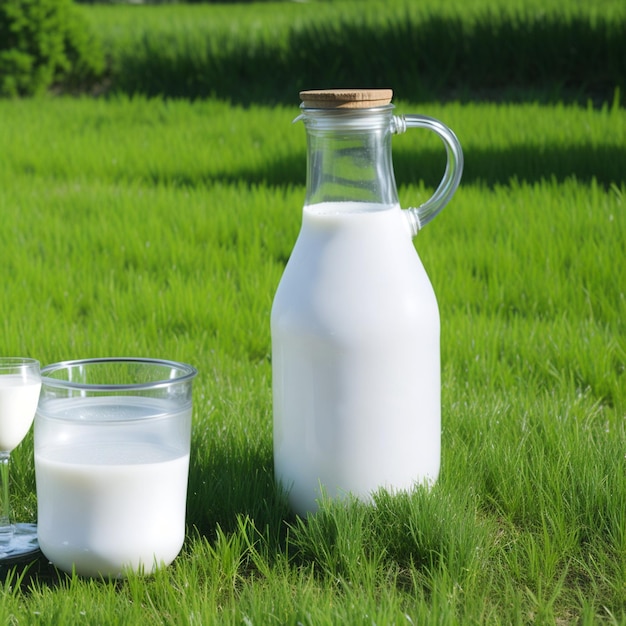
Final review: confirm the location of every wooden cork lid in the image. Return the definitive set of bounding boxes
[300,89,393,109]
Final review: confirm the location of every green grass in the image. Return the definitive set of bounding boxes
[80,0,626,104]
[2,0,626,610]
[0,92,624,623]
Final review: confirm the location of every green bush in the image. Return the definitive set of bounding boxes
[0,0,104,97]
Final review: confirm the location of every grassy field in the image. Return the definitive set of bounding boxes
[82,0,626,104]
[0,93,624,624]
[0,1,625,623]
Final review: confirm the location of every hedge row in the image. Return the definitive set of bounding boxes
[2,0,625,103]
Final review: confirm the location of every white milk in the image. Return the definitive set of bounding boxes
[0,375,41,452]
[35,441,189,578]
[272,202,440,516]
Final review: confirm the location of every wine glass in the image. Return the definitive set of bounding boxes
[0,357,41,563]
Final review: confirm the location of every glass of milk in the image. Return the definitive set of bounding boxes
[0,357,41,563]
[34,357,197,578]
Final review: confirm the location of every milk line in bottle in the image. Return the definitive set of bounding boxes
[271,89,463,516]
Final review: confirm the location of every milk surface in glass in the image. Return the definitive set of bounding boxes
[35,397,190,578]
[272,202,440,516]
[0,375,41,451]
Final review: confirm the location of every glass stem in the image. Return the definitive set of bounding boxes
[0,452,13,541]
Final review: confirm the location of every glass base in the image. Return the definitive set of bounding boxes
[0,523,40,565]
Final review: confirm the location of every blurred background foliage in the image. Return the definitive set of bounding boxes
[0,0,624,104]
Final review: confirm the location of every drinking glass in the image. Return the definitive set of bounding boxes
[35,357,197,578]
[0,357,42,563]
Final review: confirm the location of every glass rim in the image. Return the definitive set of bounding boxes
[40,357,197,391]
[295,104,395,131]
[0,357,40,371]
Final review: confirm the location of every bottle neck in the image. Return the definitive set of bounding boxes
[299,106,400,208]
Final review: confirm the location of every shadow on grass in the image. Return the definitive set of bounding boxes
[186,440,290,540]
[137,143,626,190]
[107,11,625,107]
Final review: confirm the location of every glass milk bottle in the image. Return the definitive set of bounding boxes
[271,89,463,516]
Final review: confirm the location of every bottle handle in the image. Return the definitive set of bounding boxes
[393,115,464,236]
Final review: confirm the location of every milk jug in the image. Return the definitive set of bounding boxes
[271,89,463,516]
